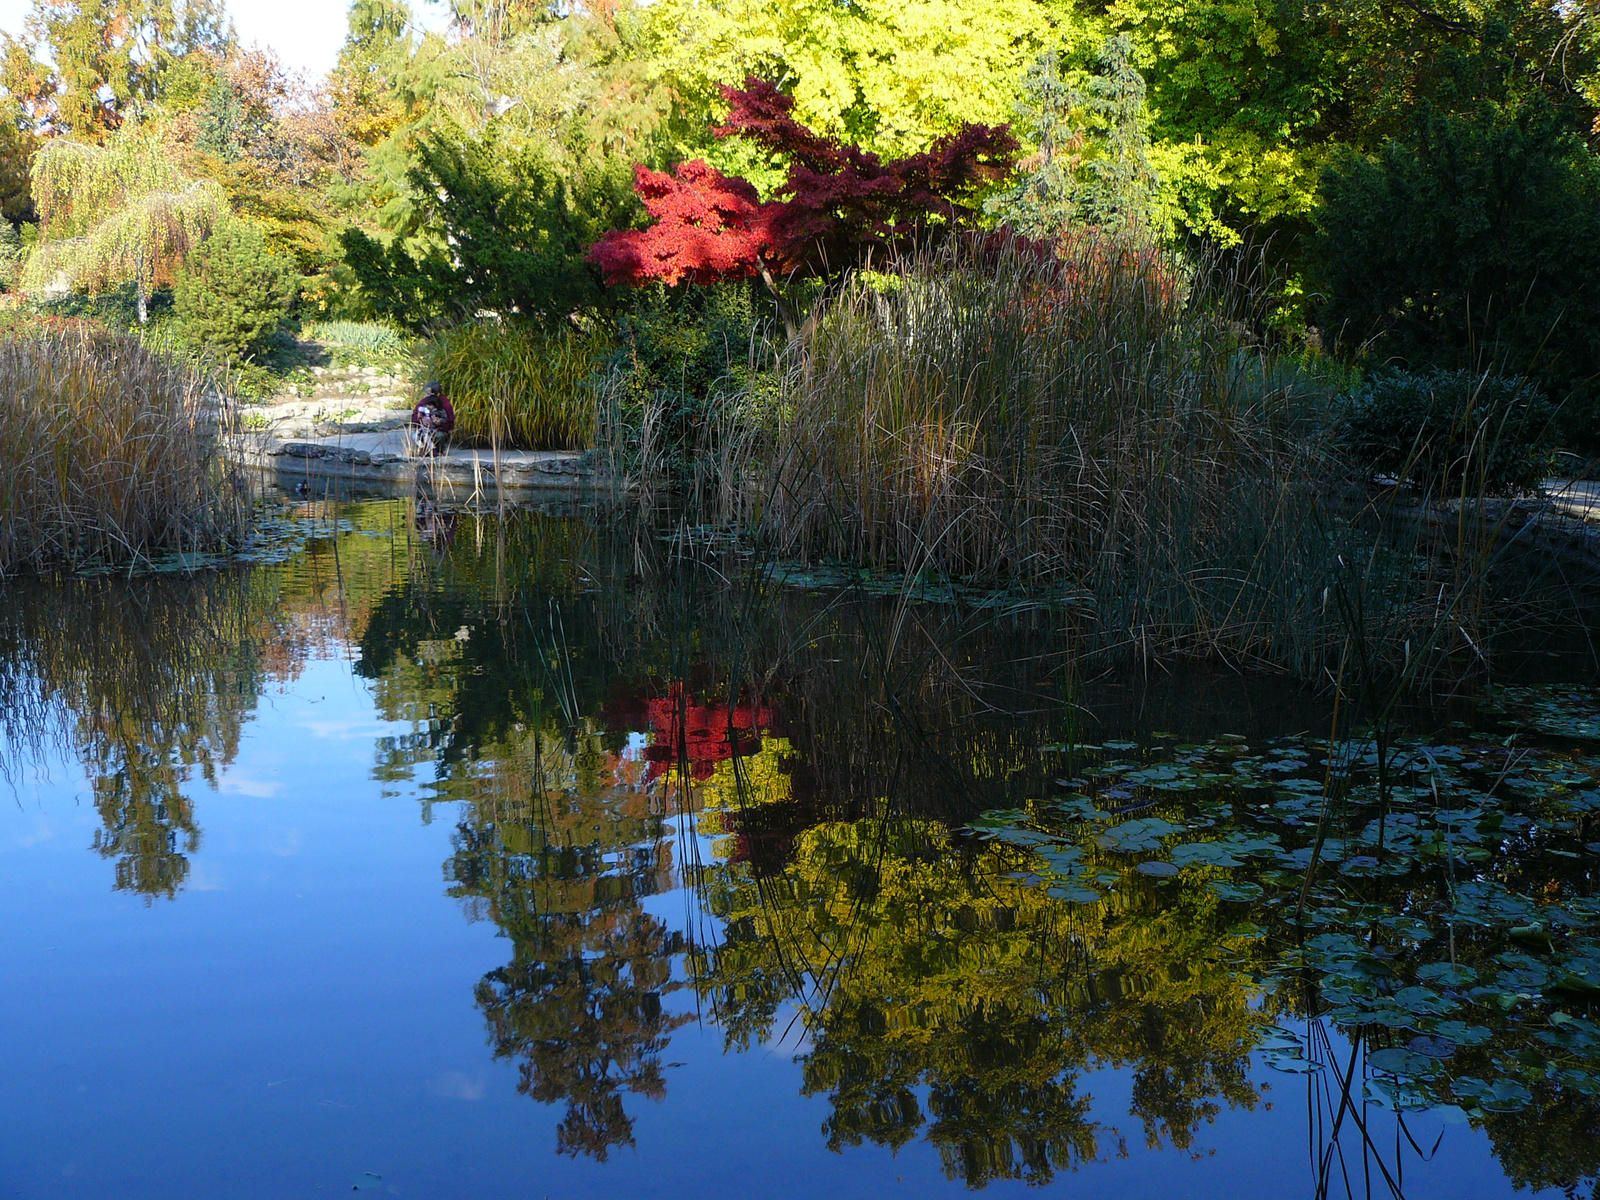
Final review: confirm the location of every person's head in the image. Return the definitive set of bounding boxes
[423,381,443,399]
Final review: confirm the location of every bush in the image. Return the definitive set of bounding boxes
[341,127,635,332]
[420,322,609,450]
[1311,90,1600,444]
[601,282,775,476]
[175,218,300,363]
[1335,370,1557,496]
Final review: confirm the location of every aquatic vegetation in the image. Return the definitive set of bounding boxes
[967,708,1600,1139]
[0,325,251,574]
[708,235,1576,681]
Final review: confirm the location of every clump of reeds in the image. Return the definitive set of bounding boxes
[729,234,1414,671]
[0,323,249,574]
[420,322,608,450]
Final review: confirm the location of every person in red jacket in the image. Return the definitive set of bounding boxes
[409,382,456,455]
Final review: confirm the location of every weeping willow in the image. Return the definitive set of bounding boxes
[25,128,226,322]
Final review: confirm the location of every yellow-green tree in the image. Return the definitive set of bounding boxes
[26,124,225,321]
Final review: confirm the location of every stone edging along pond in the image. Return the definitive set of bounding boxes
[226,434,612,494]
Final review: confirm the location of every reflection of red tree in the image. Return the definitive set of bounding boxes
[603,683,773,782]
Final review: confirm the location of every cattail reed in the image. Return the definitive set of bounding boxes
[0,322,249,574]
[723,234,1544,676]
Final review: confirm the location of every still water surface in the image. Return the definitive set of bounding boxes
[0,497,1592,1199]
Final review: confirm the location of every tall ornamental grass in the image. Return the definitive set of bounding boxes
[420,322,608,450]
[735,235,1426,671]
[0,323,249,574]
[304,320,411,356]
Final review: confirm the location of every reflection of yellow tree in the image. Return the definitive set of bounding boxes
[693,816,1266,1187]
[441,721,691,1159]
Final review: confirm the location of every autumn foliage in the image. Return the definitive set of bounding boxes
[587,77,1017,288]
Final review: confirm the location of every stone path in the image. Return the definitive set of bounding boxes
[1545,479,1600,521]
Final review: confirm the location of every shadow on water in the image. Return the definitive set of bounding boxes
[4,491,1600,1195]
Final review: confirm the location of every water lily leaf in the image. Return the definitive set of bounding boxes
[1509,924,1555,950]
[1394,986,1457,1016]
[1366,1077,1436,1111]
[1257,1026,1306,1053]
[1262,1052,1322,1073]
[1407,1035,1456,1059]
[1037,846,1085,870]
[1277,778,1324,794]
[1453,1077,1534,1113]
[1171,842,1243,868]
[1416,962,1478,987]
[1095,818,1183,853]
[1368,1047,1440,1077]
[1208,880,1265,902]
[988,826,1058,848]
[1549,969,1600,997]
[1135,860,1180,878]
[1428,1022,1493,1047]
[1045,884,1102,904]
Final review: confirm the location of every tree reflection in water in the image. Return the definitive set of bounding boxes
[0,572,289,900]
[439,724,689,1159]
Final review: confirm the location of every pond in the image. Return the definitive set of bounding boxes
[1,495,1597,1199]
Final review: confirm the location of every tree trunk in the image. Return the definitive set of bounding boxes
[135,254,148,325]
[757,262,797,341]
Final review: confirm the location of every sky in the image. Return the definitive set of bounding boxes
[0,0,453,84]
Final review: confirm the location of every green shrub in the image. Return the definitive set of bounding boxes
[341,127,635,332]
[175,218,300,363]
[420,321,609,450]
[602,282,776,476]
[1335,370,1557,496]
[1311,89,1600,445]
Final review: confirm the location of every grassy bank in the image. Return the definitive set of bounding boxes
[0,323,250,574]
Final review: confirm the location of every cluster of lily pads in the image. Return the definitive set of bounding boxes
[968,685,1600,1120]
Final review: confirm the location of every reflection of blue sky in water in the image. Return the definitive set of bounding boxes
[0,643,1557,1200]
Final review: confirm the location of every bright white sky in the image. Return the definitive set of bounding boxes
[0,0,453,84]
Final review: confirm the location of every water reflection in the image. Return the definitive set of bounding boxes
[443,723,688,1159]
[3,494,1597,1198]
[0,573,292,899]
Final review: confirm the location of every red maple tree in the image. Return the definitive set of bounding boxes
[587,77,1018,301]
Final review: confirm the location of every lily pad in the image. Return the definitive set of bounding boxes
[1368,1047,1440,1077]
[1208,880,1265,902]
[1135,860,1180,878]
[1095,818,1184,853]
[1045,885,1103,904]
[1407,1035,1457,1059]
[1452,1077,1535,1113]
[1416,962,1479,988]
[1366,1076,1436,1111]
